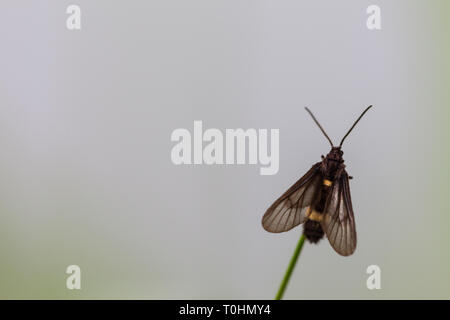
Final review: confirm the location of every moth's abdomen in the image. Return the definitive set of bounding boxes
[303,220,324,243]
[303,178,332,243]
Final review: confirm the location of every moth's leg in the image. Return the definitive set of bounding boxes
[321,155,325,159]
[349,176,353,180]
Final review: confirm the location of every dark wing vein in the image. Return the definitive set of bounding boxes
[262,163,321,233]
[321,171,357,256]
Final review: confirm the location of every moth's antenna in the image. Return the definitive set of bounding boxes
[339,105,373,147]
[305,107,334,147]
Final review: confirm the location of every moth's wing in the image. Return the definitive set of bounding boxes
[321,171,357,256]
[262,163,322,233]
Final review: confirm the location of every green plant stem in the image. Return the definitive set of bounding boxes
[275,233,306,300]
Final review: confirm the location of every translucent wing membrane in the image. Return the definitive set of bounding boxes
[321,171,357,256]
[262,163,322,233]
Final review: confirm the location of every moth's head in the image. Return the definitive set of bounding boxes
[327,147,343,161]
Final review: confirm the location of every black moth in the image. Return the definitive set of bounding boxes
[262,106,372,256]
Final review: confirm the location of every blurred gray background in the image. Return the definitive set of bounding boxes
[0,1,449,299]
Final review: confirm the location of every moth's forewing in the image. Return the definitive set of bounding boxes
[262,163,322,233]
[321,171,357,256]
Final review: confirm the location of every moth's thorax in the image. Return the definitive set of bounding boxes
[322,147,344,179]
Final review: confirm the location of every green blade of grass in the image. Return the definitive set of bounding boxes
[275,233,306,300]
